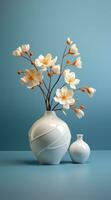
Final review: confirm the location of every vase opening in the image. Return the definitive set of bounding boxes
[77,134,83,140]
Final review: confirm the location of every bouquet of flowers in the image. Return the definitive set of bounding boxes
[12,38,96,119]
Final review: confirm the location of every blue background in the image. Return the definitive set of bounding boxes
[0,0,111,150]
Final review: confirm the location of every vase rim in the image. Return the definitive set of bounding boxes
[77,134,83,140]
[44,110,56,116]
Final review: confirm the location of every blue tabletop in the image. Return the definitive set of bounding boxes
[0,151,111,200]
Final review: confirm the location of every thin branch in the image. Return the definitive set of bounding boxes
[49,44,68,97]
[52,103,59,111]
[46,69,52,110]
[22,55,31,62]
[43,80,48,91]
[53,108,63,111]
[39,85,47,109]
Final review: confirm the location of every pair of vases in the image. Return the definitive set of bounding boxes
[29,111,90,164]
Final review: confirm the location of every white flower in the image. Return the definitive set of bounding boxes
[52,65,60,75]
[54,86,75,109]
[66,37,73,45]
[12,47,23,57]
[72,57,82,68]
[35,54,57,71]
[64,69,80,89]
[69,44,80,56]
[21,44,30,53]
[21,68,43,89]
[87,87,96,97]
[74,108,84,119]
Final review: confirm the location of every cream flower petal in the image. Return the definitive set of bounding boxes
[21,77,27,84]
[12,47,23,56]
[74,109,84,119]
[54,96,59,102]
[63,104,70,109]
[64,69,79,89]
[64,69,71,76]
[56,89,61,97]
[74,57,82,68]
[67,98,75,105]
[51,56,58,66]
[75,79,80,85]
[52,65,60,74]
[21,44,30,53]
[70,72,75,79]
[35,54,57,69]
[20,68,43,89]
[46,53,52,59]
[87,87,96,97]
[70,84,76,90]
[69,44,80,56]
[54,86,74,109]
[66,37,73,45]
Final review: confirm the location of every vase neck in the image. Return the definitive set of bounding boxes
[77,134,83,141]
[44,111,57,117]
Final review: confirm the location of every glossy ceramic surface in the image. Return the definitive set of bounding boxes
[29,111,71,164]
[69,134,90,163]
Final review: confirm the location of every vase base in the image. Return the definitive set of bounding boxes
[38,161,60,165]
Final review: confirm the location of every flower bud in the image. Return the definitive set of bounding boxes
[30,51,33,57]
[80,105,85,110]
[17,70,22,75]
[48,72,53,77]
[81,88,86,92]
[66,60,70,65]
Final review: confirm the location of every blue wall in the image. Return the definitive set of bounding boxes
[1,0,111,150]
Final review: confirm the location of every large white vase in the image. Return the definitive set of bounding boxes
[28,111,71,164]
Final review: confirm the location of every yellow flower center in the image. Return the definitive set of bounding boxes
[62,95,68,100]
[42,58,50,65]
[68,77,75,84]
[27,71,35,81]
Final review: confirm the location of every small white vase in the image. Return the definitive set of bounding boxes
[29,111,71,164]
[69,134,90,163]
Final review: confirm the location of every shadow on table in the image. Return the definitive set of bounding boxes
[0,159,90,166]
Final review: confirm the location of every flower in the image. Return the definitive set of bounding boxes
[64,69,80,89]
[73,108,84,119]
[54,86,75,109]
[66,37,73,45]
[51,65,60,75]
[69,44,80,56]
[81,87,96,97]
[21,68,43,89]
[35,54,57,71]
[86,87,96,97]
[21,44,30,53]
[12,47,23,57]
[72,57,82,68]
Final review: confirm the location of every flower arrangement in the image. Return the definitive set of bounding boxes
[12,38,96,119]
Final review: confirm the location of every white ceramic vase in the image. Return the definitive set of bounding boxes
[29,111,71,164]
[69,134,90,163]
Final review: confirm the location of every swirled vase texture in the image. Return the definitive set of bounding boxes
[29,111,71,164]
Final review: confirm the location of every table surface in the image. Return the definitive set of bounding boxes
[0,151,111,200]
